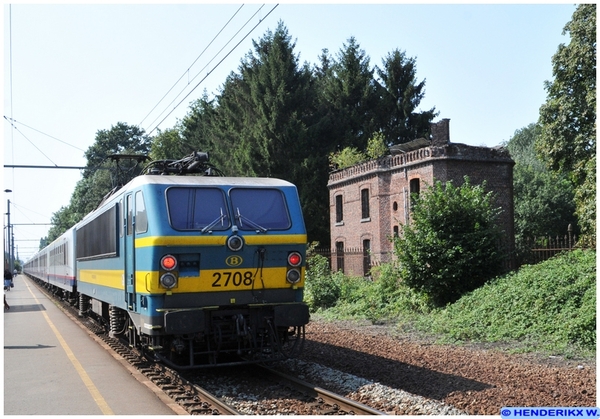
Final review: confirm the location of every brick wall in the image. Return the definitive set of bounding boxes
[328,120,515,275]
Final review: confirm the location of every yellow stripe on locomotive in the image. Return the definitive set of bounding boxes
[134,234,307,247]
[78,267,305,293]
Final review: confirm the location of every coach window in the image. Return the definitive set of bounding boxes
[135,191,148,234]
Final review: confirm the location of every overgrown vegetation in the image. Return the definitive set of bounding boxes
[506,123,577,265]
[537,4,596,240]
[305,254,429,322]
[328,132,389,170]
[395,177,504,307]
[304,249,596,357]
[423,249,595,355]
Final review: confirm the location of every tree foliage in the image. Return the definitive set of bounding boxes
[45,122,151,242]
[376,49,438,144]
[328,132,389,170]
[328,147,366,170]
[318,37,380,151]
[366,131,388,160]
[395,177,504,307]
[326,47,437,171]
[537,4,596,238]
[150,127,186,161]
[506,123,577,263]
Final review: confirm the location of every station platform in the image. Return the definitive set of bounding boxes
[4,274,187,415]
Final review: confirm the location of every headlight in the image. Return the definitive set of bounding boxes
[160,273,177,289]
[227,235,244,251]
[286,268,301,284]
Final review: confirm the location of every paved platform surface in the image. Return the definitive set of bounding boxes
[4,274,186,415]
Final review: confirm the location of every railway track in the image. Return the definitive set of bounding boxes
[31,277,386,415]
[257,366,386,415]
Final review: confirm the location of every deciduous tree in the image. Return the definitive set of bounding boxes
[507,123,577,264]
[537,4,596,238]
[48,122,151,239]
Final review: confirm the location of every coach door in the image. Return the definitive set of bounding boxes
[124,193,136,311]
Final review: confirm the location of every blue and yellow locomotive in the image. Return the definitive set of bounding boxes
[24,153,310,368]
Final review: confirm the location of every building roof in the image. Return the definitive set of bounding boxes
[389,138,431,154]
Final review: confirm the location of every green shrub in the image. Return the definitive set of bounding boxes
[306,260,431,322]
[395,177,505,307]
[304,253,342,309]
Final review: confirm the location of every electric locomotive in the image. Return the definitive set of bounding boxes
[25,152,310,369]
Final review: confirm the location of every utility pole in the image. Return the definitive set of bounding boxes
[7,199,13,273]
[4,190,13,273]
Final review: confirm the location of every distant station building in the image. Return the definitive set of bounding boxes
[327,119,515,276]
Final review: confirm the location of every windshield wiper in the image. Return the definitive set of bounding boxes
[201,208,227,233]
[235,208,267,233]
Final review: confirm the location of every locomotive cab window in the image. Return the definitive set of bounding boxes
[135,191,148,234]
[230,188,291,231]
[167,187,230,231]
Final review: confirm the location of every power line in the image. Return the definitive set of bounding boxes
[4,116,59,166]
[4,117,86,152]
[138,4,246,128]
[144,5,268,134]
[146,4,279,136]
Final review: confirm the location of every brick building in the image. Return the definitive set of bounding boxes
[327,119,515,276]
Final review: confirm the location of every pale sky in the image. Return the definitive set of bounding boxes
[2,2,576,261]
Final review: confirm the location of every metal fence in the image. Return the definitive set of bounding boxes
[314,228,595,277]
[313,247,385,277]
[519,229,595,266]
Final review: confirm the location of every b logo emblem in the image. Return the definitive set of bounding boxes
[225,256,243,267]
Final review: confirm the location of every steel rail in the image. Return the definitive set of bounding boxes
[260,366,387,415]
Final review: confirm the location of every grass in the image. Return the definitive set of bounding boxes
[305,249,596,358]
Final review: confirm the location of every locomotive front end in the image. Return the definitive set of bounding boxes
[135,176,310,368]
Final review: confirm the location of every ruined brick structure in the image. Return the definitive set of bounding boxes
[327,119,515,276]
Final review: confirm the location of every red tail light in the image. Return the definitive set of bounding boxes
[161,255,177,271]
[288,252,302,267]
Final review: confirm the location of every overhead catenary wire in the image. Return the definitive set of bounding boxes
[11,202,52,225]
[144,4,271,135]
[145,4,279,137]
[138,4,246,128]
[4,117,86,152]
[4,116,59,167]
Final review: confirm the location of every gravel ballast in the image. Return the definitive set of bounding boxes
[295,319,595,415]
